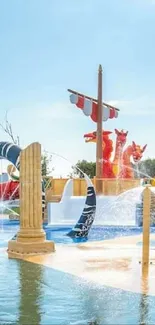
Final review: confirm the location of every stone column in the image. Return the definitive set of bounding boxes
[8,142,55,259]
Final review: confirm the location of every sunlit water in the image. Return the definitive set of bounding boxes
[1,220,155,246]
[0,221,148,246]
[1,222,155,324]
[1,219,155,325]
[0,155,154,324]
[0,243,155,324]
[1,150,155,324]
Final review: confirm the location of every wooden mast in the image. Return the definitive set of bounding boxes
[96,64,103,194]
[68,66,119,194]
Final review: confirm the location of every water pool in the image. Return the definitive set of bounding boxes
[0,254,155,325]
[1,221,155,324]
[1,219,155,246]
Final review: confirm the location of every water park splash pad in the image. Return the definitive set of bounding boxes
[48,182,144,226]
[1,66,155,325]
[0,120,148,226]
[0,139,150,231]
[0,125,151,241]
[45,122,148,229]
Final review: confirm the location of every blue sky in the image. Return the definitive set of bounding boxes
[0,0,155,176]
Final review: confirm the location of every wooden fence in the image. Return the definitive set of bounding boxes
[45,177,140,202]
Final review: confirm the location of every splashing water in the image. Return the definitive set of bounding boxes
[95,187,144,226]
[100,157,152,180]
[0,151,150,230]
[48,187,144,226]
[46,151,146,226]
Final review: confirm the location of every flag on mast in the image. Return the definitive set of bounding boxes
[69,93,118,122]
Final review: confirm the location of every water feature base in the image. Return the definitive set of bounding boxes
[7,239,55,259]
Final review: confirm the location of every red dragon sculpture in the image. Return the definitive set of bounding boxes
[120,141,147,178]
[84,130,147,179]
[112,129,128,177]
[84,130,114,178]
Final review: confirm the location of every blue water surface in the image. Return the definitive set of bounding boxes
[0,254,155,325]
[1,219,155,246]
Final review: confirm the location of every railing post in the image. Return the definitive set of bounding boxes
[142,186,151,276]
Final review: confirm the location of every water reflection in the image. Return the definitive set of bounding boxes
[139,294,149,325]
[78,285,101,324]
[139,271,149,325]
[17,260,43,325]
[1,256,154,325]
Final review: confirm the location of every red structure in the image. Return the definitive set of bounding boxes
[120,142,147,178]
[84,130,114,178]
[84,129,147,179]
[0,181,19,201]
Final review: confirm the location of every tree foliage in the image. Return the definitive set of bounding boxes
[136,159,155,178]
[41,151,54,176]
[75,160,96,178]
[75,158,155,180]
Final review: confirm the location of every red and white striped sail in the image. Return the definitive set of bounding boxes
[70,93,118,122]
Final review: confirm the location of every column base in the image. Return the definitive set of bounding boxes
[7,239,55,259]
[16,227,46,242]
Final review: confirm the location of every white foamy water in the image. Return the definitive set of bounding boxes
[95,187,144,225]
[48,186,144,226]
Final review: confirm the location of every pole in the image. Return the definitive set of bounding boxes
[96,64,103,194]
[67,89,119,111]
[142,186,151,276]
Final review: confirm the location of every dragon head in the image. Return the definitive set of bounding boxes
[84,130,113,160]
[84,130,112,143]
[115,129,128,146]
[131,141,147,163]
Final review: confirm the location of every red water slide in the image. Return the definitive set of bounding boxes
[0,181,19,201]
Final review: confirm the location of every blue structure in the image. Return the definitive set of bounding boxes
[0,173,9,183]
[0,141,45,218]
[0,142,21,169]
[67,174,96,238]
